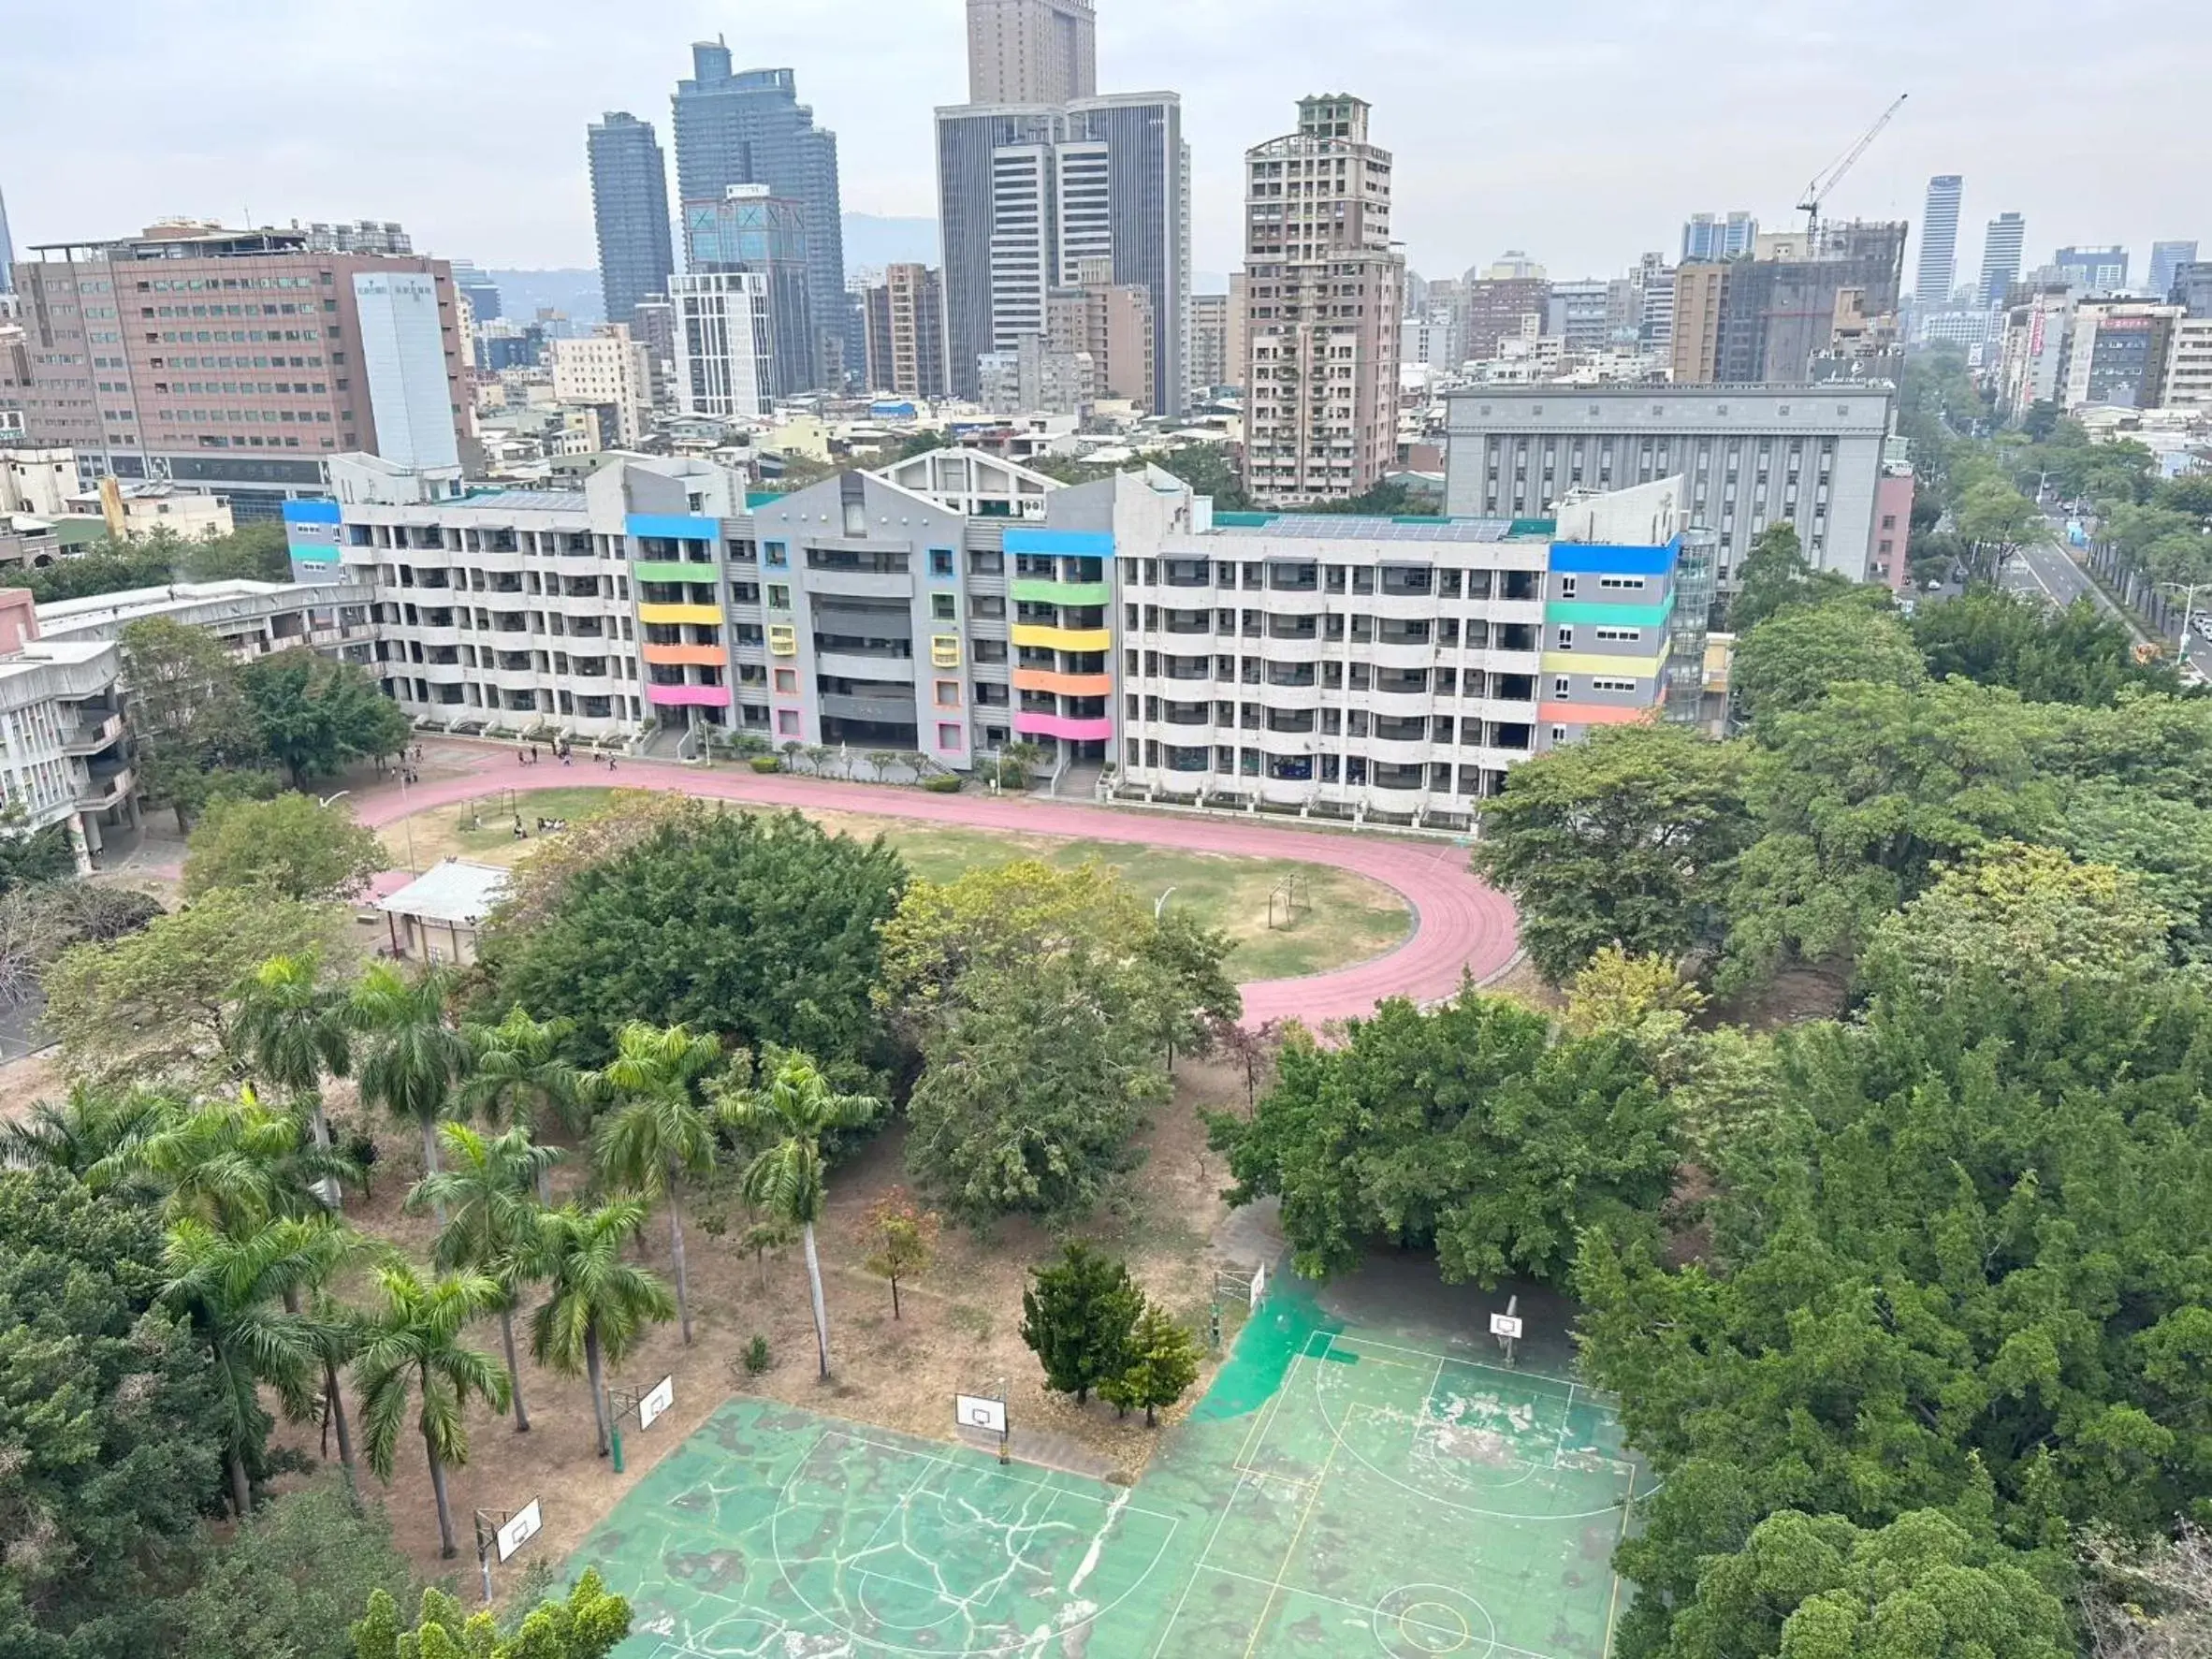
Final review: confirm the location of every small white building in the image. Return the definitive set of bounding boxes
[372,858,509,965]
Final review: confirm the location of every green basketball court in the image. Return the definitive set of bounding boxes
[573,1278,1639,1657]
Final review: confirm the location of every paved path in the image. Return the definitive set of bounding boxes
[352,743,1519,1027]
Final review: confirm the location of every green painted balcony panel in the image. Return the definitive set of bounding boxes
[633,559,721,584]
[1010,577,1112,606]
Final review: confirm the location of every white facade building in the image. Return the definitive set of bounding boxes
[672,272,774,420]
[550,328,653,447]
[352,272,462,470]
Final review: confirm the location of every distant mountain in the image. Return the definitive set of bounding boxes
[486,269,604,326]
[842,214,939,275]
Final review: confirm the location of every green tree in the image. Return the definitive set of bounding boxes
[0,1168,229,1659]
[407,1123,557,1433]
[182,793,387,904]
[457,1007,585,1201]
[43,889,341,1087]
[177,519,294,583]
[20,537,176,604]
[1657,1508,2069,1659]
[482,805,905,1068]
[586,1021,722,1346]
[110,1088,356,1237]
[352,1570,630,1659]
[175,1478,415,1659]
[1954,478,2040,580]
[121,615,267,831]
[1100,1301,1203,1426]
[351,964,473,1213]
[1727,521,1855,631]
[905,956,1172,1223]
[1211,991,1678,1285]
[0,1084,173,1178]
[242,648,412,788]
[526,1201,676,1458]
[0,803,75,895]
[1020,1241,1142,1406]
[1149,444,1252,512]
[723,1052,882,1378]
[233,952,355,1189]
[160,1215,338,1519]
[1732,601,1925,728]
[859,1186,939,1320]
[1911,587,2180,706]
[1470,723,1755,982]
[352,1261,510,1560]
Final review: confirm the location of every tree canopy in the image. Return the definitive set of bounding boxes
[241,648,412,787]
[182,793,387,904]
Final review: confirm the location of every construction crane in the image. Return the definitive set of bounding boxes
[1797,94,1908,244]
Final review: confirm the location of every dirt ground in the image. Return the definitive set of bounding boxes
[267,1054,1258,1589]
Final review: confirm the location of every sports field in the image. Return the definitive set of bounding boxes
[575,1277,1639,1658]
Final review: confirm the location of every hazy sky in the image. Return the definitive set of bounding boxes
[6,0,2205,288]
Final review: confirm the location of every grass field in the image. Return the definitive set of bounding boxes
[567,1275,1638,1658]
[379,790,1409,982]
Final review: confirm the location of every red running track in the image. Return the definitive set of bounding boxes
[353,749,1519,1027]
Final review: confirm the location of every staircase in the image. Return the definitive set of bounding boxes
[1055,761,1105,800]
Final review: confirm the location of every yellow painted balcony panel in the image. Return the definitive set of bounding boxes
[1011,623,1113,652]
[638,603,721,626]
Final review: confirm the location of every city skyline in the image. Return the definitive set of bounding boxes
[3,0,2202,288]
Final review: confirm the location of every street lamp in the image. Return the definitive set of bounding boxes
[318,790,351,808]
[1155,886,1177,920]
[2155,581,2206,643]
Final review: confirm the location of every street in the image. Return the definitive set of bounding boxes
[2000,525,2212,679]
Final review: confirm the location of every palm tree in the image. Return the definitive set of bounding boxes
[110,1089,356,1238]
[526,1200,676,1458]
[232,953,352,1199]
[159,1215,334,1519]
[457,1008,584,1203]
[353,1261,510,1559]
[407,1122,555,1432]
[352,964,473,1222]
[586,1022,721,1346]
[723,1053,881,1379]
[3,1084,172,1179]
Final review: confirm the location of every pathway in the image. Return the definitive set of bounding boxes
[352,742,1520,1027]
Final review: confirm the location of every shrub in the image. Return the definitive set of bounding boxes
[749,755,782,774]
[744,1334,772,1374]
[923,775,964,793]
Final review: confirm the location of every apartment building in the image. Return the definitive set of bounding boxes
[10,220,470,518]
[0,588,137,869]
[2165,317,2212,408]
[549,327,653,446]
[1241,95,1404,505]
[966,0,1096,103]
[860,264,948,401]
[1444,386,1897,583]
[36,578,379,667]
[1114,478,1687,825]
[2062,300,2182,410]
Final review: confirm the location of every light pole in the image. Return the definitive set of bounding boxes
[2156,580,2205,645]
[318,790,351,808]
[1155,886,1176,920]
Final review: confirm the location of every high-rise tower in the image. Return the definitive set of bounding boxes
[1915,174,1963,302]
[1978,211,2025,308]
[967,0,1096,103]
[588,112,676,327]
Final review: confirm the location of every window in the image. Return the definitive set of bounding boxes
[1596,575,1644,590]
[777,708,800,735]
[1553,677,1571,699]
[766,584,791,609]
[773,668,797,693]
[1594,627,1641,643]
[1591,677,1638,692]
[1556,626,1574,648]
[931,634,961,668]
[767,623,797,655]
[937,722,964,750]
[928,548,955,578]
[935,680,961,707]
[764,541,789,568]
[931,593,957,620]
[1560,575,1577,597]
[1550,725,1566,744]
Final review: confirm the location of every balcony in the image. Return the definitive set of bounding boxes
[645,683,732,708]
[1013,667,1113,697]
[63,711,125,755]
[631,559,720,585]
[638,602,721,627]
[76,764,136,810]
[1014,709,1114,743]
[641,642,729,668]
[1011,623,1111,653]
[1010,575,1112,607]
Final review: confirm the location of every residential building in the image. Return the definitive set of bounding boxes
[2055,244,2129,295]
[682,184,816,396]
[2150,241,2201,300]
[1634,254,1675,350]
[935,93,1189,414]
[1240,95,1404,505]
[1978,212,2026,307]
[1914,174,1964,304]
[1047,258,1154,407]
[1226,272,1248,389]
[859,264,948,400]
[1870,461,1916,592]
[2162,317,2212,409]
[447,260,502,323]
[588,112,677,328]
[1115,476,1689,823]
[1681,212,1757,263]
[1444,385,1899,583]
[1189,292,1230,393]
[1400,309,1463,373]
[966,0,1096,103]
[979,333,1091,415]
[1462,260,1550,359]
[1667,221,1906,385]
[0,588,135,868]
[36,576,379,667]
[0,317,27,442]
[670,271,775,418]
[1669,264,1729,384]
[10,219,471,517]
[671,45,846,388]
[73,478,233,541]
[1996,286,2074,415]
[2174,261,2212,317]
[1547,280,1614,352]
[2062,300,2182,410]
[550,327,653,446]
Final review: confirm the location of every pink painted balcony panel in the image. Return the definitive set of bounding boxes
[646,683,733,707]
[1014,710,1114,742]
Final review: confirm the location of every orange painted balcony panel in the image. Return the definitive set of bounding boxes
[641,642,729,667]
[1012,667,1113,697]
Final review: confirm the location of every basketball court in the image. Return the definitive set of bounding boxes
[579,1275,1639,1657]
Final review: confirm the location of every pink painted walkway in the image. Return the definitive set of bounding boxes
[354,746,1518,1026]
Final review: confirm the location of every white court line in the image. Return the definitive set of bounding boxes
[811,1426,1180,1526]
[1196,1563,1575,1659]
[1332,1334,1595,1397]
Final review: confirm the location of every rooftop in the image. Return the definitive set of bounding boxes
[37,579,301,627]
[1209,514,1554,543]
[373,859,510,927]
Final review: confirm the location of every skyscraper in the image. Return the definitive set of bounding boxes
[936,93,1188,415]
[1241,95,1403,505]
[683,184,814,398]
[0,184,14,294]
[2150,240,2201,299]
[1681,211,1756,262]
[672,44,846,387]
[967,0,1095,103]
[588,112,676,328]
[1915,174,1963,302]
[861,264,948,400]
[1977,212,2025,307]
[2055,245,2129,295]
